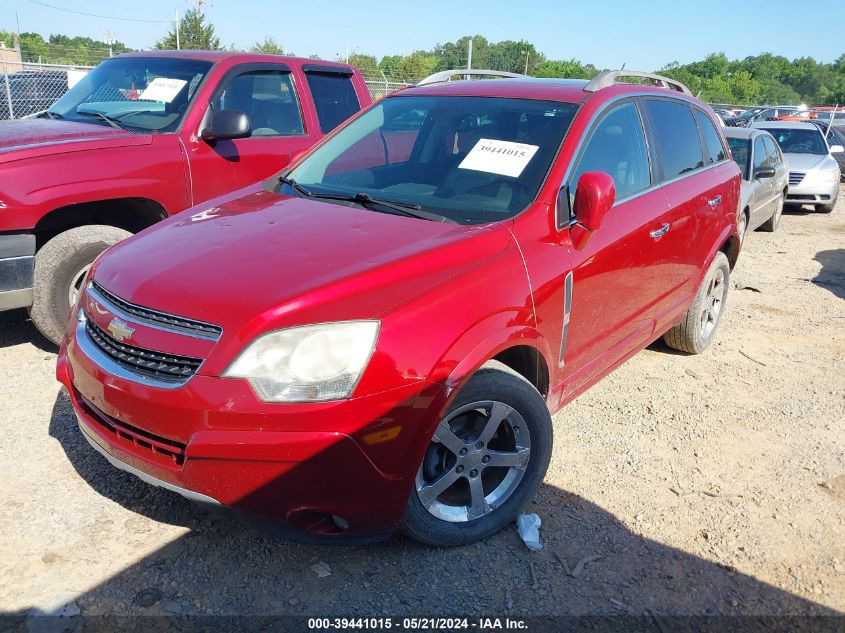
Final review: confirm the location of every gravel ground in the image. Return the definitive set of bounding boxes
[0,189,843,621]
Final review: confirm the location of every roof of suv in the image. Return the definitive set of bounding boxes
[723,127,772,140]
[398,77,698,104]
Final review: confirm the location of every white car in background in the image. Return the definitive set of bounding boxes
[752,121,843,213]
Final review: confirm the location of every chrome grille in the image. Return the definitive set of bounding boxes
[789,171,805,186]
[84,317,203,383]
[91,282,222,339]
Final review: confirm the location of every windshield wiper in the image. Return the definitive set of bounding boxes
[278,175,314,198]
[41,110,64,120]
[76,110,123,129]
[278,176,455,223]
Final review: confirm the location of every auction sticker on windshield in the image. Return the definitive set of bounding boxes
[140,77,188,103]
[458,138,539,178]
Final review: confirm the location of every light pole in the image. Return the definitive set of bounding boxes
[103,30,116,57]
[524,51,530,75]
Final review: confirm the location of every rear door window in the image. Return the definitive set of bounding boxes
[568,102,651,204]
[304,70,360,133]
[693,110,727,164]
[644,100,706,180]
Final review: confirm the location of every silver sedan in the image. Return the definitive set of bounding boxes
[724,127,789,240]
[751,121,843,213]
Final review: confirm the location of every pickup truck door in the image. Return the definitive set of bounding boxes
[186,63,321,204]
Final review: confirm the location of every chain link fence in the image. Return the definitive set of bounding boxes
[1,60,92,120]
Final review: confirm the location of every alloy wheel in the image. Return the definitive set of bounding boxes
[415,400,531,523]
[700,267,726,339]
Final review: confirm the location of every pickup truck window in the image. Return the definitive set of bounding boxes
[49,56,212,133]
[212,70,304,137]
[305,72,360,134]
[287,95,577,224]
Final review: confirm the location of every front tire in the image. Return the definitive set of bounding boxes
[760,196,783,232]
[816,200,836,213]
[402,361,552,546]
[30,225,131,345]
[663,251,730,354]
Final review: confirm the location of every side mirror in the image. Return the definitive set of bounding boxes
[201,109,251,143]
[754,166,776,179]
[830,144,844,154]
[569,171,616,250]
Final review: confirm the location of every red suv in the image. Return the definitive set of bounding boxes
[57,70,741,546]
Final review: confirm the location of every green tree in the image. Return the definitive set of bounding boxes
[347,53,379,76]
[250,36,285,55]
[156,9,221,51]
[535,59,593,79]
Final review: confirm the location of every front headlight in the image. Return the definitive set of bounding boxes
[821,168,839,182]
[223,321,380,402]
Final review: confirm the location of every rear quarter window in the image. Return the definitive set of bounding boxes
[644,100,706,180]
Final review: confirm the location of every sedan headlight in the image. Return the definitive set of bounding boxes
[223,321,379,402]
[820,168,839,182]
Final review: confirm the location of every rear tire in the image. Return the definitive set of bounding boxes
[663,252,730,354]
[30,225,131,345]
[402,360,552,547]
[760,196,783,232]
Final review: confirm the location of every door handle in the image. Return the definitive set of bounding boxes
[708,195,722,207]
[650,223,670,239]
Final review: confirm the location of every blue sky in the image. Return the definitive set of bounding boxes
[5,0,845,69]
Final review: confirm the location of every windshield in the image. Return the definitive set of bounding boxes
[286,95,578,224]
[759,128,828,155]
[727,137,750,180]
[48,56,212,132]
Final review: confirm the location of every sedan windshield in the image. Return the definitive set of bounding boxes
[760,128,828,155]
[727,137,750,180]
[48,57,212,132]
[286,95,578,224]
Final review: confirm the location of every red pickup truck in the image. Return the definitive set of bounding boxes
[0,51,371,343]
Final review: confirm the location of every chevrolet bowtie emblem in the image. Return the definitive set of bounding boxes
[107,318,135,342]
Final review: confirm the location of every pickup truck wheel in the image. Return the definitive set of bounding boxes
[663,251,730,355]
[759,196,783,232]
[403,360,552,547]
[30,225,131,345]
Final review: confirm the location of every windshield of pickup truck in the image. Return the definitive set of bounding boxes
[284,95,578,224]
[47,57,212,132]
[759,127,828,155]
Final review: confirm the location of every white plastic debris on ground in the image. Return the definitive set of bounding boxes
[517,513,542,551]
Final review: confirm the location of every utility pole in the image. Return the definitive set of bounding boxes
[467,38,473,70]
[175,10,180,50]
[103,30,116,58]
[524,51,530,75]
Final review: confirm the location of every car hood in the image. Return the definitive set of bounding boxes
[92,187,510,344]
[782,152,834,172]
[0,118,149,162]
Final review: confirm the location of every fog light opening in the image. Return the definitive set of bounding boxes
[331,514,350,531]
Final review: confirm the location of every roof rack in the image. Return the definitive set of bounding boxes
[584,70,692,96]
[416,69,527,86]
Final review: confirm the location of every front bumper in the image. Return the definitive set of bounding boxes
[786,178,839,204]
[57,316,447,539]
[0,234,35,311]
